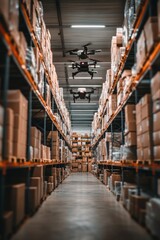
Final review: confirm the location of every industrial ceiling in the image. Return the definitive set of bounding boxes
[41,0,126,132]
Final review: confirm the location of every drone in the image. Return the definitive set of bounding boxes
[66,43,102,60]
[70,88,95,103]
[70,60,98,79]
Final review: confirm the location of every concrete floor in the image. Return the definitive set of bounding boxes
[12,173,152,240]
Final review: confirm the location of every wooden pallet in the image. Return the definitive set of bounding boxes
[8,156,26,164]
[136,160,152,165]
[31,158,43,163]
[121,160,136,164]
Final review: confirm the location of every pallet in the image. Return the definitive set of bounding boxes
[31,158,43,163]
[121,160,136,164]
[8,156,26,164]
[136,160,152,165]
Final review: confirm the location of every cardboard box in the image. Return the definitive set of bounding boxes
[31,127,39,139]
[144,17,158,53]
[13,142,26,158]
[125,122,136,133]
[32,165,43,178]
[142,132,152,148]
[47,183,53,194]
[137,148,144,160]
[30,177,41,206]
[137,135,143,148]
[11,184,25,227]
[153,111,160,132]
[143,148,152,161]
[153,131,160,146]
[82,163,87,172]
[0,105,4,125]
[151,72,160,100]
[136,102,142,124]
[136,123,142,136]
[2,211,13,238]
[136,30,147,72]
[7,90,28,119]
[0,0,9,25]
[154,146,160,160]
[28,187,38,213]
[142,118,151,133]
[142,104,151,120]
[125,105,136,123]
[153,99,160,113]
[158,0,160,36]
[4,141,13,158]
[125,132,137,146]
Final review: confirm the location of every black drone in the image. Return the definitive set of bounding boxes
[70,61,98,79]
[70,88,95,103]
[66,43,101,60]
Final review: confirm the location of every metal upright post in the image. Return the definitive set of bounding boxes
[136,170,141,196]
[44,76,47,146]
[121,109,125,145]
[2,53,10,160]
[26,89,32,161]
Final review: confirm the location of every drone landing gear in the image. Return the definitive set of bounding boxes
[86,95,91,103]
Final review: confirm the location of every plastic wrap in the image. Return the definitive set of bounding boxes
[120,145,137,160]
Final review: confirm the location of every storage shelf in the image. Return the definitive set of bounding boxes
[0,161,69,172]
[0,23,71,149]
[97,162,160,173]
[95,0,150,126]
[92,42,160,148]
[20,3,70,133]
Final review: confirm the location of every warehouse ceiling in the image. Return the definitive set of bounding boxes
[41,0,126,132]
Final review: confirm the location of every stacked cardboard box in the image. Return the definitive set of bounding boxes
[48,131,59,161]
[9,0,20,46]
[109,174,121,192]
[158,0,160,37]
[41,145,51,160]
[32,165,44,202]
[151,72,160,162]
[3,108,14,160]
[19,32,27,64]
[5,184,25,228]
[108,94,117,117]
[144,17,158,54]
[136,30,147,73]
[31,127,42,159]
[125,105,136,146]
[2,211,13,239]
[146,198,160,238]
[7,90,28,159]
[0,105,4,160]
[0,0,9,25]
[129,194,149,220]
[136,94,152,161]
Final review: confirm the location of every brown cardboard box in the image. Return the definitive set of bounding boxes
[136,102,142,124]
[11,184,25,228]
[151,72,160,100]
[19,32,27,63]
[153,146,160,160]
[47,183,53,194]
[13,142,26,158]
[136,123,142,136]
[142,118,151,133]
[137,148,144,160]
[143,148,151,161]
[32,165,43,178]
[48,176,54,183]
[2,211,13,238]
[144,17,158,53]
[7,90,28,119]
[4,141,13,158]
[153,111,160,132]
[153,131,160,146]
[136,30,147,72]
[0,105,4,125]
[28,187,38,213]
[137,135,143,148]
[130,195,149,219]
[0,0,9,25]
[82,163,87,172]
[142,104,151,120]
[125,132,137,146]
[31,127,39,139]
[125,122,136,133]
[108,94,117,116]
[142,132,151,148]
[30,177,41,206]
[153,99,160,113]
[6,108,14,126]
[125,105,136,123]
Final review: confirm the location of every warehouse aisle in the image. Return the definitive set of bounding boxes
[12,173,152,240]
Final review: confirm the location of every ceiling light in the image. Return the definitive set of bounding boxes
[69,77,102,80]
[71,25,105,28]
[68,65,100,68]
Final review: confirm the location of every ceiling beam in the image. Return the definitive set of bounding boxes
[55,0,66,57]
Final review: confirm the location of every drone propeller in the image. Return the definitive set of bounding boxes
[95,49,102,53]
[68,59,76,63]
[89,58,101,62]
[82,42,92,48]
[66,48,79,53]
